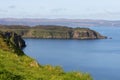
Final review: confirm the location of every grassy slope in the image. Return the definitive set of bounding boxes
[0,50,93,80]
[0,31,93,80]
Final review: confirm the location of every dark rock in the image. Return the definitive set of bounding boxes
[4,32,26,49]
[109,37,112,39]
[0,31,26,55]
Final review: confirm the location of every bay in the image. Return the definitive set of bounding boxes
[23,27,120,80]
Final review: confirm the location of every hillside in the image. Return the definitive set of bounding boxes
[0,25,106,39]
[0,31,93,80]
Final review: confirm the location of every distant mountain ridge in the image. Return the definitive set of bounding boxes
[0,18,120,27]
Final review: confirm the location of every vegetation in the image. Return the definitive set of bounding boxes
[0,31,93,80]
[0,25,106,39]
[0,49,93,80]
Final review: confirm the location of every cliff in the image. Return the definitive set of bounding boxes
[3,32,26,49]
[0,25,107,39]
[72,28,106,39]
[26,28,106,39]
[0,31,93,80]
[0,31,26,55]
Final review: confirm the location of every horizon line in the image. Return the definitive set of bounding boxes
[0,18,120,21]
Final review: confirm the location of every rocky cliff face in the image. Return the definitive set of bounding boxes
[72,28,106,39]
[0,31,26,55]
[3,32,26,49]
[23,28,106,39]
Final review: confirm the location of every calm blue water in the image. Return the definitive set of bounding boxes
[23,27,120,80]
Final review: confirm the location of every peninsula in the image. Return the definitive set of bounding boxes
[0,25,107,39]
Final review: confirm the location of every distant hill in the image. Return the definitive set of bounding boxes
[0,18,120,27]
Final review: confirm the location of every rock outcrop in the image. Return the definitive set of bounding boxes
[4,32,26,49]
[72,28,106,39]
[0,31,26,55]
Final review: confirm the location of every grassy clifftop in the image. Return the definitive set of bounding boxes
[0,50,92,80]
[0,31,93,80]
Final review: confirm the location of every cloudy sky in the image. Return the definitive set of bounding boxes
[0,0,120,20]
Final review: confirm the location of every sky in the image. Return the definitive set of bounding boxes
[0,0,120,20]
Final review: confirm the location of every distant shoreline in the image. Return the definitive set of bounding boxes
[0,18,120,27]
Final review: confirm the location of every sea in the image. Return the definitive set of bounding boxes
[23,27,120,80]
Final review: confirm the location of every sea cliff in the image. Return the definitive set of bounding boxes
[0,31,25,55]
[0,25,107,39]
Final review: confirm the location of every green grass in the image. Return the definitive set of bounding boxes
[0,49,93,80]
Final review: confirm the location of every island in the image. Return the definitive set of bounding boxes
[0,25,107,39]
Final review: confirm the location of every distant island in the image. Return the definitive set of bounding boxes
[0,18,120,27]
[0,25,107,39]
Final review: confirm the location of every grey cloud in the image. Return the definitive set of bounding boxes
[9,5,16,9]
[0,9,8,13]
